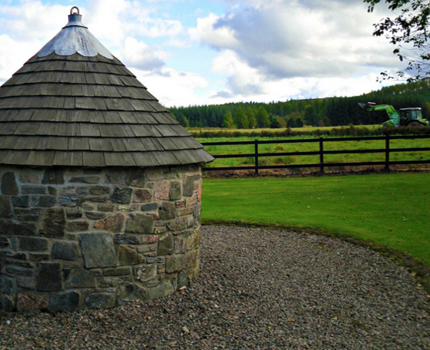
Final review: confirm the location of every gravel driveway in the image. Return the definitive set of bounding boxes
[1,225,429,349]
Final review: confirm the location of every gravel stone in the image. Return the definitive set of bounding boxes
[0,225,429,349]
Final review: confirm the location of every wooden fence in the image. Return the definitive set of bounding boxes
[201,134,430,175]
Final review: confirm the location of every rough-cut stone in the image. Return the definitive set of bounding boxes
[0,236,9,248]
[158,233,174,256]
[126,214,155,234]
[169,181,182,201]
[11,196,30,208]
[19,171,39,184]
[64,269,96,288]
[85,211,107,220]
[17,292,48,312]
[66,209,83,219]
[118,282,149,303]
[148,279,176,299]
[159,202,177,220]
[178,270,188,288]
[133,189,152,203]
[22,186,46,194]
[19,237,48,251]
[66,221,89,232]
[0,275,15,296]
[14,208,41,222]
[89,186,111,195]
[98,204,115,212]
[183,175,200,197]
[85,292,116,309]
[0,195,12,217]
[111,187,132,204]
[69,176,100,184]
[1,172,19,195]
[80,233,117,268]
[154,181,169,201]
[141,203,158,212]
[12,222,37,236]
[51,242,78,261]
[36,263,62,292]
[42,169,64,185]
[134,264,157,282]
[94,213,125,232]
[31,195,57,207]
[118,245,145,265]
[49,291,80,312]
[40,208,66,238]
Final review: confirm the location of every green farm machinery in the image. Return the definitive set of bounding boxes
[359,102,429,127]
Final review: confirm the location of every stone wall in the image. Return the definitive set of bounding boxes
[0,165,202,312]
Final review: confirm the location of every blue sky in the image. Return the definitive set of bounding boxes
[0,0,403,107]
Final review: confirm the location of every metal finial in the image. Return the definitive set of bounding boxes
[70,6,80,15]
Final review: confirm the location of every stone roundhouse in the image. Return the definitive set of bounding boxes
[0,7,213,312]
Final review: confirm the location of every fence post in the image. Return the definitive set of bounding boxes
[385,134,390,172]
[319,137,325,175]
[255,139,259,176]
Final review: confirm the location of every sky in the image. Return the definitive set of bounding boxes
[0,0,405,107]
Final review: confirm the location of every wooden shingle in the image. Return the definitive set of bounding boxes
[0,24,213,168]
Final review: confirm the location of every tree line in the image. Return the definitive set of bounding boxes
[169,79,430,129]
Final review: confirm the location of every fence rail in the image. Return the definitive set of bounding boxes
[201,135,430,175]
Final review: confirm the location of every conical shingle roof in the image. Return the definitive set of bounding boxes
[0,7,213,167]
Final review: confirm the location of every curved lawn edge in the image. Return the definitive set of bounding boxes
[202,220,430,295]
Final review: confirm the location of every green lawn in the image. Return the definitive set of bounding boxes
[201,173,430,268]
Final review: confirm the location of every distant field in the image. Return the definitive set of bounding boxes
[197,135,430,171]
[201,173,430,277]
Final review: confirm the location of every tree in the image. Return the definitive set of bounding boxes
[222,110,236,129]
[256,106,271,128]
[246,106,258,128]
[364,0,430,81]
[234,106,249,129]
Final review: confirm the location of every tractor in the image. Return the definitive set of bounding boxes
[358,102,429,127]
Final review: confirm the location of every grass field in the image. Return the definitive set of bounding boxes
[198,135,430,170]
[201,173,430,271]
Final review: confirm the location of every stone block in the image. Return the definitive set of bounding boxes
[19,237,48,251]
[1,172,18,195]
[69,176,100,184]
[94,213,125,232]
[17,292,48,312]
[19,171,40,184]
[64,269,96,288]
[158,233,174,256]
[51,242,78,261]
[14,208,42,222]
[125,215,155,234]
[133,189,153,203]
[98,204,115,212]
[158,202,177,220]
[11,222,37,236]
[134,264,157,282]
[89,186,111,195]
[0,196,11,218]
[118,245,145,265]
[85,292,116,309]
[103,267,132,277]
[183,175,200,197]
[111,187,132,204]
[0,275,15,296]
[42,169,64,185]
[154,181,169,201]
[22,186,46,194]
[169,181,182,201]
[141,203,158,212]
[66,221,89,232]
[85,212,107,220]
[79,233,117,268]
[118,282,149,303]
[11,196,30,208]
[6,265,33,277]
[36,263,62,292]
[40,208,66,238]
[49,291,80,312]
[31,195,57,207]
[66,209,83,219]
[147,279,176,300]
[0,236,9,248]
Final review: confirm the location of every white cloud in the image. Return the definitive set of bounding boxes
[132,67,208,107]
[115,37,167,71]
